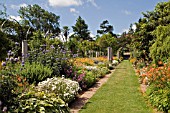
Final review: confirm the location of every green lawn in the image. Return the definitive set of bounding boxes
[79,60,153,113]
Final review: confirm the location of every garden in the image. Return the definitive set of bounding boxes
[0,1,170,113]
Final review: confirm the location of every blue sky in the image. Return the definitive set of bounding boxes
[0,0,168,36]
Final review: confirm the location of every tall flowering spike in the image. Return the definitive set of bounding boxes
[21,61,25,66]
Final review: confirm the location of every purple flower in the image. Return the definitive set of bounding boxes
[6,58,9,61]
[73,54,78,58]
[56,58,59,61]
[15,42,19,45]
[50,45,55,49]
[22,53,25,57]
[2,106,7,112]
[7,52,11,56]
[21,61,25,66]
[1,62,6,66]
[46,50,49,53]
[14,58,18,62]
[10,57,14,62]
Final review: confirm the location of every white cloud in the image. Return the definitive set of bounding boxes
[132,24,136,31]
[19,3,27,7]
[48,0,98,8]
[48,0,82,7]
[10,3,27,9]
[70,8,79,14]
[87,0,98,8]
[10,15,21,21]
[122,10,132,15]
[90,33,95,38]
[122,28,129,33]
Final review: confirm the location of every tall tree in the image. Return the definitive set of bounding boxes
[72,16,90,41]
[130,1,170,61]
[150,24,170,63]
[18,4,61,38]
[97,20,115,36]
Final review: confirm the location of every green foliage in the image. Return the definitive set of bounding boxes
[0,75,18,111]
[72,16,91,41]
[150,24,170,63]
[131,1,170,61]
[16,62,53,85]
[84,71,97,88]
[96,33,117,54]
[146,85,170,113]
[15,89,69,113]
[97,20,114,36]
[18,4,60,37]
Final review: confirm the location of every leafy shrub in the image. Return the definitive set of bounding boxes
[0,75,18,111]
[146,85,170,113]
[36,77,80,103]
[16,62,53,85]
[15,89,69,113]
[99,67,110,78]
[84,71,97,88]
[27,44,73,76]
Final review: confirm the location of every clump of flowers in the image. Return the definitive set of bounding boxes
[36,77,80,103]
[138,61,170,112]
[73,58,94,66]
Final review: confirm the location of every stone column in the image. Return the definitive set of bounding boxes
[107,47,112,61]
[22,40,28,62]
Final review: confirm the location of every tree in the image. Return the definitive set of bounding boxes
[72,16,90,41]
[150,24,170,63]
[96,33,117,54]
[130,1,170,61]
[97,20,115,36]
[18,4,61,38]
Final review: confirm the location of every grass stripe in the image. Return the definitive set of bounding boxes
[79,60,153,113]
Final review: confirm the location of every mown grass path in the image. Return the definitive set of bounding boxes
[79,60,153,113]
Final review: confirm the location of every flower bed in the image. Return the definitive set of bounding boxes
[135,61,170,113]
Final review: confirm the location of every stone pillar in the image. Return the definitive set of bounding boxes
[22,40,28,62]
[96,51,99,58]
[107,47,112,61]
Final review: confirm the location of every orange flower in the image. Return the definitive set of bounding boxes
[158,61,163,65]
[161,77,165,81]
[18,83,23,87]
[17,77,21,82]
